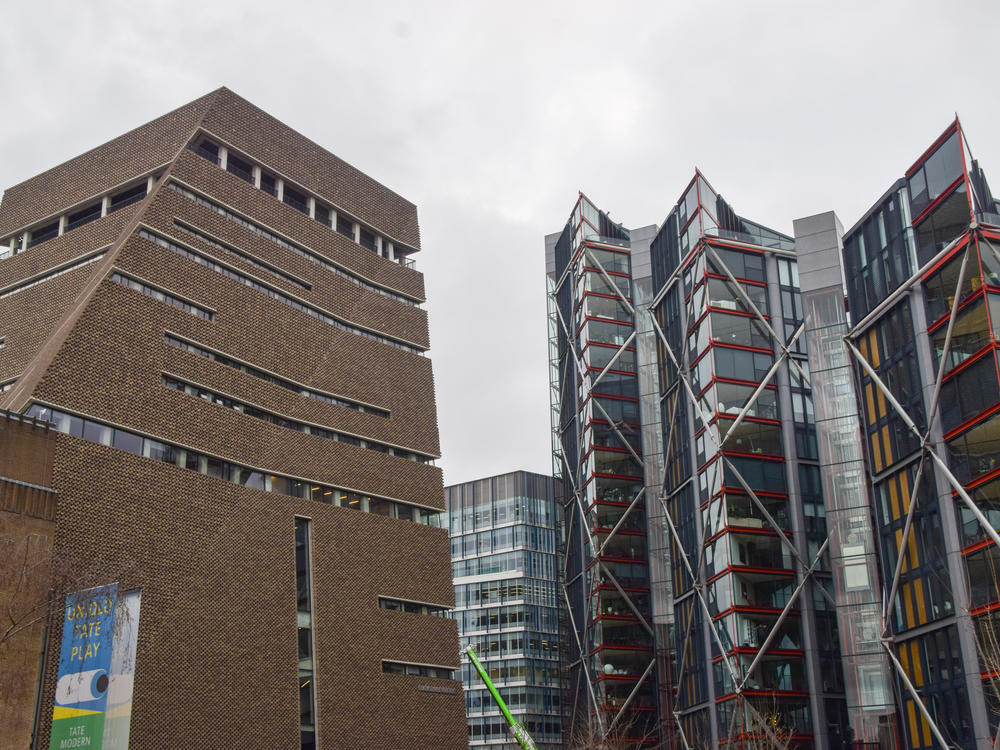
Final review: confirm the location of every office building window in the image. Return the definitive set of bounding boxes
[296,518,317,750]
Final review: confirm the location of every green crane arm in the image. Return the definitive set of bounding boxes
[465,645,538,750]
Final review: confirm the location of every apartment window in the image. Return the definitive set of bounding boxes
[66,203,102,231]
[314,204,330,227]
[260,172,278,197]
[139,227,422,354]
[27,221,59,248]
[171,221,311,290]
[193,138,220,165]
[226,153,254,184]
[378,597,449,617]
[295,518,317,750]
[359,227,377,252]
[0,253,106,301]
[167,182,422,306]
[283,186,308,214]
[111,272,213,320]
[336,215,353,238]
[381,661,453,679]
[109,184,147,212]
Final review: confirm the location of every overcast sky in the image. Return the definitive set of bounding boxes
[2,1,998,485]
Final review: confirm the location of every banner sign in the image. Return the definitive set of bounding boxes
[49,584,118,750]
[102,590,141,750]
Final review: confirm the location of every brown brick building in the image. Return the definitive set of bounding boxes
[0,88,466,749]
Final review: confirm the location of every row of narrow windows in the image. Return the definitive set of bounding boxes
[381,661,454,679]
[162,374,433,463]
[167,182,420,306]
[1,179,153,260]
[165,334,388,417]
[137,227,424,355]
[378,597,450,617]
[111,272,213,320]
[295,517,317,749]
[190,137,416,270]
[0,252,106,300]
[22,403,442,525]
[174,219,311,290]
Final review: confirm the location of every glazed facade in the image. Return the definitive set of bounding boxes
[649,175,850,749]
[840,118,1000,749]
[546,196,669,746]
[444,470,562,749]
[546,118,1000,750]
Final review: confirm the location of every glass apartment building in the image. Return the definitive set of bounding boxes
[544,118,1000,750]
[838,118,1000,749]
[648,173,851,749]
[445,471,563,748]
[546,197,669,746]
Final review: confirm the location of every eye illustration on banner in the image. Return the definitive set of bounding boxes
[48,584,141,750]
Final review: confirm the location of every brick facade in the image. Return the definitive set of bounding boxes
[0,88,464,748]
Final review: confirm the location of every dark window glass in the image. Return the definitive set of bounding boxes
[939,352,1000,433]
[709,312,771,350]
[923,245,979,323]
[707,246,766,283]
[314,204,330,226]
[226,154,253,183]
[931,296,990,373]
[27,222,59,248]
[109,184,147,212]
[947,416,1000,483]
[206,457,225,479]
[66,204,102,231]
[296,519,311,612]
[713,347,773,382]
[962,477,1000,545]
[260,173,278,197]
[193,139,219,164]
[82,420,112,446]
[908,130,963,218]
[112,430,143,455]
[915,184,971,266]
[283,186,308,214]
[337,215,353,238]
[146,440,176,464]
[359,227,376,251]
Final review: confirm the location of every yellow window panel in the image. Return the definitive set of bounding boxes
[904,583,916,629]
[910,639,924,686]
[869,330,881,367]
[889,476,901,520]
[907,700,920,748]
[881,425,893,465]
[865,384,877,426]
[872,433,883,472]
[895,529,907,573]
[876,386,887,419]
[907,531,919,570]
[914,579,927,625]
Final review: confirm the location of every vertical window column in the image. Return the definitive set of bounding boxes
[296,517,317,750]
